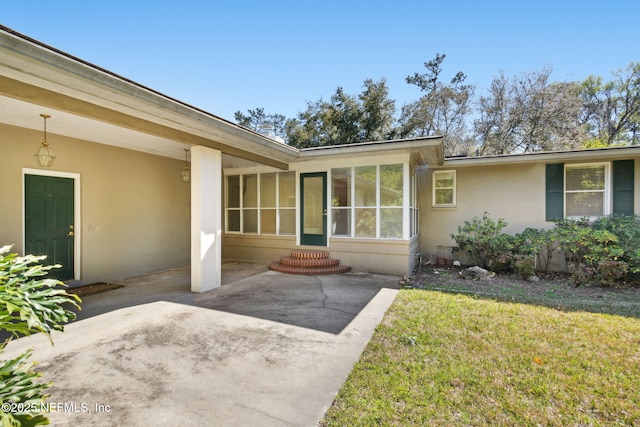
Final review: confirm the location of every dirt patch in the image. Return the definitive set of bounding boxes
[404,266,640,318]
[67,283,125,297]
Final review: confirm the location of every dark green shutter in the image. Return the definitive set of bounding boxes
[546,163,564,221]
[613,159,634,215]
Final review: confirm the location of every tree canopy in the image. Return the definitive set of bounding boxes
[234,56,640,156]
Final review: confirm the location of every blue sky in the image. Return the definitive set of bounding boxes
[3,1,639,122]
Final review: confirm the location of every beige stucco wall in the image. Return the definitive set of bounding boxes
[0,124,190,284]
[222,233,411,276]
[223,234,296,263]
[419,157,640,264]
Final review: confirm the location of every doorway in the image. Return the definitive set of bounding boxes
[300,172,327,246]
[24,173,76,281]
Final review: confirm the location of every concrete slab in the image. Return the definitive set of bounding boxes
[3,264,400,426]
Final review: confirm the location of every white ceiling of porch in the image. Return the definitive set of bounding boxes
[0,95,262,168]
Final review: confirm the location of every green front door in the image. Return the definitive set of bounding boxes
[25,175,74,281]
[300,172,327,246]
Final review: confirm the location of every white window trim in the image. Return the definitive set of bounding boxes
[432,170,456,208]
[564,162,611,219]
[331,163,407,239]
[225,172,296,235]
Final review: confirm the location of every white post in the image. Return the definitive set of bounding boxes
[190,145,222,292]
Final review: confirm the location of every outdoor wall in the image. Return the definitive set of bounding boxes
[0,124,190,284]
[418,162,549,263]
[222,234,411,276]
[222,234,295,263]
[329,238,411,275]
[419,156,640,265]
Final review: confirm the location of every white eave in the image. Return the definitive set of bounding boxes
[0,25,297,169]
[1,25,447,169]
[441,145,640,168]
[298,136,445,166]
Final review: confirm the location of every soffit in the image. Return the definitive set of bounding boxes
[442,146,640,168]
[0,29,296,169]
[296,137,445,166]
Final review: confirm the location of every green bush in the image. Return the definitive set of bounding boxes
[450,212,513,270]
[0,244,81,426]
[554,218,627,286]
[591,214,640,273]
[451,214,640,287]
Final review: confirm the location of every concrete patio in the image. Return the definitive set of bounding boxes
[4,262,401,426]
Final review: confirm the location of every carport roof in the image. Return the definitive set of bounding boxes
[0,25,444,169]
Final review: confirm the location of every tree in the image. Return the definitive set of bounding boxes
[474,67,584,155]
[234,108,287,140]
[0,245,80,426]
[285,79,397,148]
[580,62,640,145]
[359,78,397,141]
[399,54,475,156]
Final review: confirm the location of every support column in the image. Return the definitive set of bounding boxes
[190,145,222,292]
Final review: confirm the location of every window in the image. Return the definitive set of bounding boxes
[433,170,456,207]
[225,172,295,235]
[331,163,407,239]
[545,160,635,221]
[410,166,418,237]
[565,163,607,217]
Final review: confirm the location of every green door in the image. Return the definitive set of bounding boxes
[25,175,74,281]
[300,172,327,246]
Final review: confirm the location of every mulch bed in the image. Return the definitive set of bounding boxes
[66,283,125,297]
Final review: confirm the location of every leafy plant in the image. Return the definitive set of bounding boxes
[591,214,640,273]
[0,244,81,426]
[553,218,627,285]
[450,212,512,270]
[451,213,640,286]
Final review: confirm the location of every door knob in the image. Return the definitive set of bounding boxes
[67,231,74,236]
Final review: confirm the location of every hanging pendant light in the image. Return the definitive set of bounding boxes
[34,114,56,167]
[181,148,190,183]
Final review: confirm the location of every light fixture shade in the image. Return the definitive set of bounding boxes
[35,143,56,167]
[181,148,190,183]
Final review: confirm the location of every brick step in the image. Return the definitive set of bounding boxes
[290,249,329,260]
[268,249,351,275]
[268,262,352,276]
[279,256,341,268]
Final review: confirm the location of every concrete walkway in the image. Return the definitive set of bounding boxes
[4,263,400,426]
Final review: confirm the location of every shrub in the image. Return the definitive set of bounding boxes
[451,213,640,287]
[553,218,628,286]
[450,212,513,270]
[591,214,640,273]
[0,244,81,426]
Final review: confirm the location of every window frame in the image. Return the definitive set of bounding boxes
[432,170,457,208]
[564,162,611,219]
[225,172,296,235]
[330,163,408,239]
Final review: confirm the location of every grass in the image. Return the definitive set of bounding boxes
[322,289,640,426]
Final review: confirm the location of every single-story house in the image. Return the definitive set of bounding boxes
[1,26,638,292]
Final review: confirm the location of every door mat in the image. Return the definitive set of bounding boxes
[66,283,125,297]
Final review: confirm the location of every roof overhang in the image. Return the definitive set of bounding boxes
[298,136,445,167]
[441,146,640,168]
[0,25,297,170]
[0,25,446,170]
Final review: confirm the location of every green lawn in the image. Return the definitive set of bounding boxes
[322,290,640,426]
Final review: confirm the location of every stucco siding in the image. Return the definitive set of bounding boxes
[222,234,296,263]
[419,162,549,262]
[0,124,190,284]
[419,156,640,264]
